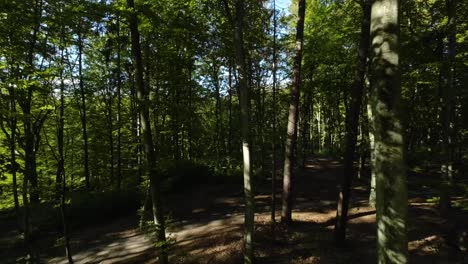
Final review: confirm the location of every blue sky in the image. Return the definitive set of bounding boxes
[275,0,292,12]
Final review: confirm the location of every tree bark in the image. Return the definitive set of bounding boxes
[439,0,457,216]
[116,17,123,190]
[281,0,306,224]
[127,1,168,263]
[57,46,73,263]
[271,0,278,228]
[370,0,408,262]
[334,0,371,245]
[21,0,44,205]
[367,99,376,208]
[106,66,114,185]
[213,60,222,164]
[78,24,91,190]
[228,65,233,157]
[10,86,20,224]
[233,0,254,262]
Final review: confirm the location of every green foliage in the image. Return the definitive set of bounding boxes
[426,196,440,204]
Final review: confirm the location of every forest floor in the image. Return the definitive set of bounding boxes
[2,158,467,264]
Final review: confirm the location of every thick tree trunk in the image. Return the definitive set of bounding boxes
[233,0,254,262]
[281,0,306,224]
[370,0,408,262]
[439,0,457,215]
[334,0,371,245]
[127,1,168,263]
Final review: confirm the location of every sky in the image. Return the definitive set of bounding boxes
[275,0,292,12]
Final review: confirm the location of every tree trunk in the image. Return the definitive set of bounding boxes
[187,61,194,160]
[10,87,20,225]
[78,25,91,190]
[57,49,73,263]
[439,0,457,215]
[126,1,168,263]
[367,100,376,208]
[370,0,408,262]
[233,0,254,262]
[106,70,114,185]
[271,0,278,228]
[21,0,44,205]
[281,0,306,224]
[334,0,371,245]
[228,65,233,157]
[116,17,122,190]
[213,61,222,165]
[300,67,314,168]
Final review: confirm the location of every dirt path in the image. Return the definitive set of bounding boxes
[44,158,467,263]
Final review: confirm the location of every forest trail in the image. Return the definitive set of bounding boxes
[45,158,466,264]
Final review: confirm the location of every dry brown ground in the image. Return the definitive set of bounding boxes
[11,159,468,263]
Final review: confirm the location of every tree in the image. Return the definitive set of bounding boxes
[77,18,91,190]
[370,0,408,262]
[439,0,457,215]
[271,0,278,230]
[126,0,168,263]
[334,0,371,245]
[232,0,255,262]
[281,0,306,224]
[56,38,73,264]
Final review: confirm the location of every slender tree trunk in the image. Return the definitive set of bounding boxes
[106,74,114,185]
[368,99,376,208]
[172,80,181,161]
[78,25,90,190]
[317,103,322,152]
[1,81,21,228]
[370,0,408,262]
[439,0,457,215]
[9,87,20,224]
[22,162,31,250]
[127,1,168,263]
[334,0,371,245]
[281,0,306,224]
[357,103,368,180]
[21,0,43,206]
[187,61,194,160]
[260,73,266,172]
[57,50,73,263]
[233,1,254,262]
[300,67,313,168]
[271,0,278,228]
[116,17,122,190]
[213,62,221,164]
[228,65,233,157]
